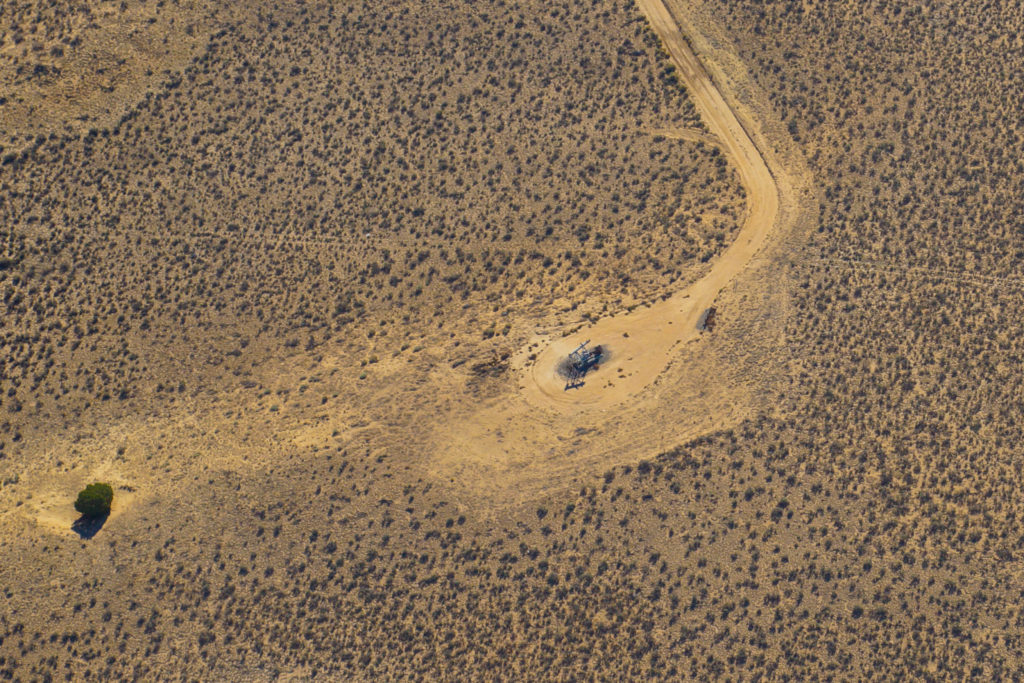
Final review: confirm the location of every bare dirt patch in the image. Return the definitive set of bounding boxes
[23,466,138,539]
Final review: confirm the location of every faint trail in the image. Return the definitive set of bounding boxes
[808,255,1024,291]
[517,0,781,413]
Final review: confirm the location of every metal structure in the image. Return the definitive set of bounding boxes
[564,340,603,390]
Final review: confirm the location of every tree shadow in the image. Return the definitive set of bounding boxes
[72,513,109,539]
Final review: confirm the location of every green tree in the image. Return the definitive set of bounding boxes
[75,483,114,518]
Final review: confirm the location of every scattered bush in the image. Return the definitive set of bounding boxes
[74,483,113,518]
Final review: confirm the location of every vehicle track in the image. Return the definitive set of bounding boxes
[516,0,781,413]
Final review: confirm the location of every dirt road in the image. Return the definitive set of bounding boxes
[517,0,780,413]
[429,0,794,503]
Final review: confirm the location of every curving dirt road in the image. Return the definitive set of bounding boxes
[517,0,780,414]
[429,0,794,503]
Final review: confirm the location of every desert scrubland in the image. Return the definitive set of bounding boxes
[2,0,1023,679]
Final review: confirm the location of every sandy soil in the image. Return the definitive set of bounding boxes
[426,0,796,505]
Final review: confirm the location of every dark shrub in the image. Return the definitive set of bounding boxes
[75,483,114,518]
